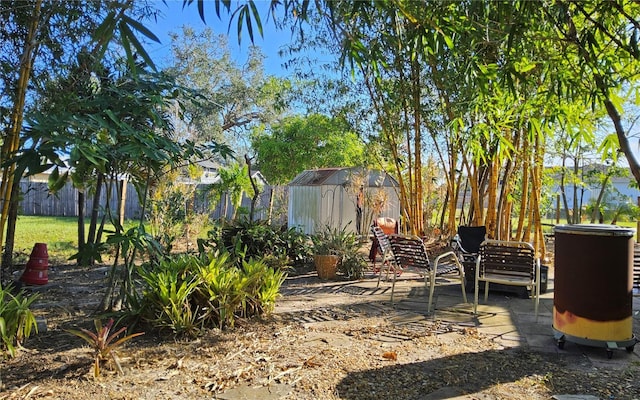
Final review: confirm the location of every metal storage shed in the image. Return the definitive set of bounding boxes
[288,167,400,235]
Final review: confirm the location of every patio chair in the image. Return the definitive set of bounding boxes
[368,218,398,261]
[473,239,540,317]
[452,226,487,290]
[370,225,396,286]
[388,234,467,313]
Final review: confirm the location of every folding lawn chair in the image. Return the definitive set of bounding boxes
[388,234,467,313]
[371,225,396,287]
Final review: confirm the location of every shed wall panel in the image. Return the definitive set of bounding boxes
[288,184,401,235]
[288,186,321,234]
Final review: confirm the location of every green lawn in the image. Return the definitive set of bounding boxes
[10,215,212,266]
[10,215,133,265]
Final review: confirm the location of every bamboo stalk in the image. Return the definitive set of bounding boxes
[0,0,42,280]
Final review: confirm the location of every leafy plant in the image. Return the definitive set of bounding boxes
[133,251,287,335]
[311,225,352,256]
[65,318,144,377]
[194,253,243,329]
[312,225,368,280]
[252,260,287,313]
[339,250,368,280]
[0,285,39,358]
[198,219,313,270]
[135,255,204,337]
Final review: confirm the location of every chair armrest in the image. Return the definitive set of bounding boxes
[434,250,463,267]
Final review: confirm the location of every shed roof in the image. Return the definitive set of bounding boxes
[289,167,398,187]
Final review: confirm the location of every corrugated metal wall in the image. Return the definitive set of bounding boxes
[288,184,400,235]
[288,186,321,234]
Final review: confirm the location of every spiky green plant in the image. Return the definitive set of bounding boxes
[252,260,287,314]
[66,318,144,378]
[136,255,203,336]
[133,250,287,335]
[0,284,39,358]
[195,253,244,329]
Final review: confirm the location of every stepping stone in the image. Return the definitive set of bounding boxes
[216,383,291,400]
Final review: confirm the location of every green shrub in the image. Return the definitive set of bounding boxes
[0,285,39,358]
[133,251,286,336]
[339,250,369,280]
[197,219,313,270]
[136,255,204,337]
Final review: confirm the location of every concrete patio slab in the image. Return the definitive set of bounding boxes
[276,266,640,370]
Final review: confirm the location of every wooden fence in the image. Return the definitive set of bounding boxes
[18,180,288,223]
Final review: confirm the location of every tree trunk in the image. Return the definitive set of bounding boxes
[2,179,21,277]
[484,158,499,238]
[590,173,611,223]
[0,0,42,274]
[410,56,423,236]
[516,157,529,240]
[267,187,274,225]
[497,156,515,240]
[87,173,104,246]
[531,135,546,259]
[572,161,580,223]
[245,154,260,221]
[559,157,572,224]
[119,178,127,227]
[458,178,469,226]
[595,76,640,188]
[77,189,86,265]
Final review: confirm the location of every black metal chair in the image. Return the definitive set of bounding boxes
[452,226,487,289]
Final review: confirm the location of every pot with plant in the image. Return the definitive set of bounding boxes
[311,225,367,280]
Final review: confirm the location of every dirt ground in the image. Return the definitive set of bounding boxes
[2,258,640,399]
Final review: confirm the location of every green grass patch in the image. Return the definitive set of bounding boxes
[10,215,213,266]
[541,219,639,240]
[11,215,136,265]
[12,216,80,264]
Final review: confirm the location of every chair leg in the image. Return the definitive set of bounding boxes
[533,281,540,322]
[458,266,468,304]
[390,268,397,304]
[473,276,479,314]
[427,271,436,313]
[484,281,490,302]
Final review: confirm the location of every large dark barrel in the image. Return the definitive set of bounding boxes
[553,224,634,343]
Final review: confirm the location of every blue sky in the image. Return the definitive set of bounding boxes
[146,0,298,76]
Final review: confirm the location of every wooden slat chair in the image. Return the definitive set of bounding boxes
[474,240,540,317]
[388,234,467,313]
[371,225,396,287]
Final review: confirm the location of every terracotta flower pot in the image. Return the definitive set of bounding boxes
[314,254,340,280]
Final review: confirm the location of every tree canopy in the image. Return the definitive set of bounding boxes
[252,113,366,184]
